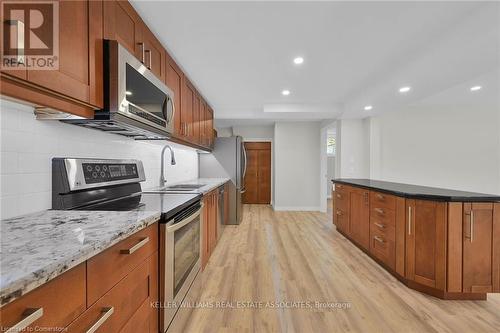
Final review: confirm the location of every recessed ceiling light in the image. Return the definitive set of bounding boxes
[125,91,133,95]
[364,105,373,111]
[399,86,411,93]
[293,57,304,65]
[282,90,290,96]
[470,86,482,92]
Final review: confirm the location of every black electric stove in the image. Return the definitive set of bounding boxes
[51,157,201,221]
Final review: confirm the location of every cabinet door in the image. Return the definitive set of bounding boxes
[207,107,214,148]
[28,0,102,106]
[165,53,183,136]
[406,199,447,290]
[141,27,165,81]
[211,192,219,251]
[103,0,142,59]
[463,203,495,293]
[350,189,370,250]
[192,93,201,144]
[201,195,211,269]
[181,78,195,141]
[199,100,208,147]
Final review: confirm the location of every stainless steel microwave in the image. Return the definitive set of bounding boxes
[57,40,176,139]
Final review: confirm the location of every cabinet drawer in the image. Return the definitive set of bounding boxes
[370,218,395,242]
[66,257,152,333]
[370,228,395,270]
[87,224,158,305]
[370,206,396,228]
[370,191,396,211]
[334,191,349,210]
[0,264,86,332]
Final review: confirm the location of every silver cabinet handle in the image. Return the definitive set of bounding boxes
[408,206,412,235]
[470,210,474,242]
[336,194,342,198]
[376,193,385,200]
[120,237,149,255]
[138,42,145,64]
[86,307,114,333]
[144,49,152,70]
[374,222,385,229]
[336,210,342,216]
[6,308,43,333]
[374,208,384,214]
[374,236,384,243]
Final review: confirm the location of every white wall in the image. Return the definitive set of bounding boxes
[0,99,199,219]
[231,125,274,141]
[274,122,321,210]
[337,119,370,179]
[370,106,500,195]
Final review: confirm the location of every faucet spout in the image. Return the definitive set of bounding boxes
[160,144,176,187]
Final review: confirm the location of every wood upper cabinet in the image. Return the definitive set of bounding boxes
[462,203,500,293]
[1,0,103,111]
[165,52,183,136]
[140,25,166,81]
[29,1,93,105]
[104,0,142,60]
[406,199,447,290]
[207,106,215,148]
[199,99,208,147]
[192,92,201,144]
[104,1,165,81]
[180,78,195,141]
[350,188,370,250]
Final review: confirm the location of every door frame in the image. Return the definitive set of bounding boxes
[242,139,273,205]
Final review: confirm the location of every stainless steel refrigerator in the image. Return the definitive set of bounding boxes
[199,136,247,225]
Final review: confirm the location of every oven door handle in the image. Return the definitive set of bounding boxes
[166,206,203,232]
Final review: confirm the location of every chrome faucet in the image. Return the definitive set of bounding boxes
[160,144,176,186]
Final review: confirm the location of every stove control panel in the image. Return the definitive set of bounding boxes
[82,163,138,184]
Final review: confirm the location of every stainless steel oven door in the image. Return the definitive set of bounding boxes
[161,205,202,332]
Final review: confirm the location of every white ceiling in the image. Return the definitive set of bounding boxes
[132,1,499,126]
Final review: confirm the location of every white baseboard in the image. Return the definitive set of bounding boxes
[272,206,321,212]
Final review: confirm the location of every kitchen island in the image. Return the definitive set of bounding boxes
[332,178,500,300]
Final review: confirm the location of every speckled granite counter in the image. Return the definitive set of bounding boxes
[0,209,160,307]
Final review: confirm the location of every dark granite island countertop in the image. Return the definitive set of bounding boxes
[332,179,500,202]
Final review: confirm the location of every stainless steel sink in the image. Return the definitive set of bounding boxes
[143,183,206,194]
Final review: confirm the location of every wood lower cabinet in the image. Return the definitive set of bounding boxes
[0,264,86,332]
[0,224,159,333]
[350,187,370,250]
[406,199,447,290]
[332,181,500,300]
[202,186,227,269]
[462,203,499,293]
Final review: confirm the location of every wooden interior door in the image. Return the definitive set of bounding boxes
[463,203,494,293]
[406,199,447,290]
[242,142,271,204]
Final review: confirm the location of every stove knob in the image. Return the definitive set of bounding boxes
[100,171,106,177]
[103,165,108,171]
[92,172,98,178]
[95,165,101,172]
[86,165,93,172]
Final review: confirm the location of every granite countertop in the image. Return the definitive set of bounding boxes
[332,178,500,202]
[0,209,160,307]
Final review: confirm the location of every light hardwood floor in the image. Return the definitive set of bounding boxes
[172,203,500,333]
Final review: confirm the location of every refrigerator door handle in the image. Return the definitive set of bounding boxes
[242,143,247,180]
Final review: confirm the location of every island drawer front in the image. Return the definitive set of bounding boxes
[370,218,396,242]
[87,224,158,305]
[65,258,151,333]
[370,191,397,211]
[370,227,396,270]
[0,264,86,332]
[370,206,396,228]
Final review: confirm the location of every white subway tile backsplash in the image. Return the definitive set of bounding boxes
[0,99,199,219]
